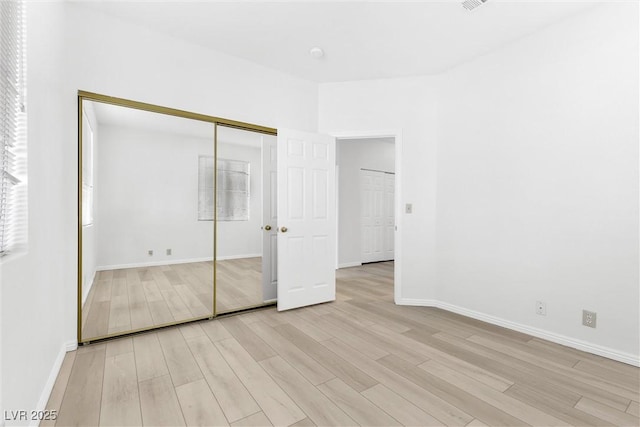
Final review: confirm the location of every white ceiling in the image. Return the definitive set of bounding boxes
[79,0,599,83]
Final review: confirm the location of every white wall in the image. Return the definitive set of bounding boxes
[81,103,98,304]
[1,4,71,425]
[96,125,215,268]
[320,77,439,302]
[337,139,395,267]
[320,2,639,364]
[1,2,318,422]
[435,3,639,361]
[217,142,263,260]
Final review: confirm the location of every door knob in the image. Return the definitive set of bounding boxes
[264,225,272,231]
[280,226,288,233]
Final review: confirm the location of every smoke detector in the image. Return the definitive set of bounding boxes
[309,47,324,59]
[462,0,488,11]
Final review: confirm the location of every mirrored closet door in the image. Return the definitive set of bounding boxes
[78,92,280,344]
[215,125,278,314]
[79,95,217,342]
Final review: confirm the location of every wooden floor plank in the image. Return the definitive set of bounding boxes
[575,397,640,426]
[322,337,474,426]
[248,321,335,385]
[573,359,640,392]
[379,354,528,426]
[219,316,276,362]
[361,383,444,427]
[105,337,133,358]
[200,317,233,342]
[42,352,76,427]
[467,333,636,409]
[504,383,611,426]
[274,323,379,393]
[133,333,169,382]
[230,412,272,427]
[259,355,356,426]
[186,334,260,423]
[100,352,142,426]
[216,338,306,426]
[317,378,401,426]
[418,356,568,426]
[55,348,105,427]
[139,375,185,427]
[157,328,203,387]
[175,378,229,427]
[412,329,633,412]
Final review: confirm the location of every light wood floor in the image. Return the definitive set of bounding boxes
[82,259,263,340]
[216,257,264,313]
[54,261,639,426]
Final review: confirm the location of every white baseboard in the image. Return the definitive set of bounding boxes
[396,298,438,307]
[97,255,264,271]
[81,270,96,305]
[397,298,640,367]
[338,262,362,269]
[32,341,77,427]
[216,254,261,261]
[97,257,214,271]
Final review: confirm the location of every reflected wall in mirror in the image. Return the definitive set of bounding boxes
[215,125,278,314]
[80,98,215,342]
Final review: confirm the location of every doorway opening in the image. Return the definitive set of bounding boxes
[335,134,399,303]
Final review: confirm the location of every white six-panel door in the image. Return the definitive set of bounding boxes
[361,169,395,263]
[361,170,385,263]
[277,129,336,311]
[383,173,395,261]
[262,135,278,302]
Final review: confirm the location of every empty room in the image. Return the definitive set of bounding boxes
[0,1,638,426]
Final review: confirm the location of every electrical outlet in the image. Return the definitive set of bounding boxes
[405,203,413,214]
[166,248,172,255]
[582,310,597,328]
[536,301,546,316]
[148,250,153,256]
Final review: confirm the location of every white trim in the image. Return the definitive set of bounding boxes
[397,298,640,367]
[335,165,340,270]
[330,129,403,305]
[81,269,96,305]
[338,261,362,269]
[97,257,214,271]
[32,341,77,427]
[97,254,262,271]
[396,298,438,307]
[216,253,261,261]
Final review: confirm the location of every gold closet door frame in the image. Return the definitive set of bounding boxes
[77,90,277,344]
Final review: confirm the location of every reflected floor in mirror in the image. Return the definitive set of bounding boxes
[82,257,264,340]
[216,257,264,313]
[82,262,214,339]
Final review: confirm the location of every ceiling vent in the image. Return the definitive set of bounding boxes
[462,0,488,11]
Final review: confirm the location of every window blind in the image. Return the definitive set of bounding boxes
[198,156,215,221]
[198,156,250,221]
[0,0,27,257]
[217,159,250,221]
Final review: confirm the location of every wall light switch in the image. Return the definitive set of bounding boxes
[405,203,413,214]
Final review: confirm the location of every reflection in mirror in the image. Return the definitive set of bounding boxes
[80,100,215,342]
[215,125,277,313]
